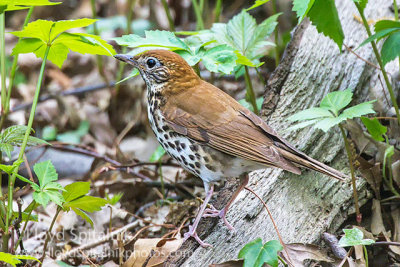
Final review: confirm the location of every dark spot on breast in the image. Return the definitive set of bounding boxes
[204,156,210,163]
[189,163,195,168]
[162,125,169,131]
[195,162,201,168]
[177,146,182,152]
[190,145,199,152]
[194,169,200,175]
[189,155,195,160]
[205,164,216,171]
[164,134,169,140]
[195,153,201,159]
[168,142,175,149]
[181,155,187,165]
[180,143,186,149]
[174,140,180,146]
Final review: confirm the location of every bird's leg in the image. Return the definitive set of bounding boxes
[183,184,214,248]
[203,174,249,231]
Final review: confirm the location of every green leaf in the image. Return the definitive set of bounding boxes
[226,10,257,54]
[307,0,344,49]
[199,45,237,74]
[54,32,115,56]
[0,252,40,267]
[247,13,280,56]
[287,107,333,122]
[339,100,376,119]
[359,28,400,48]
[381,31,400,65]
[42,125,58,141]
[11,38,44,55]
[63,195,107,212]
[0,0,60,12]
[34,160,58,187]
[292,0,315,22]
[107,192,123,205]
[239,97,264,112]
[383,145,394,179]
[62,182,90,202]
[314,117,347,132]
[375,20,400,32]
[49,18,97,41]
[57,120,90,144]
[0,163,15,174]
[353,0,368,12]
[320,89,353,116]
[360,117,387,142]
[338,228,375,247]
[150,145,166,162]
[32,160,64,207]
[238,238,283,267]
[113,30,190,51]
[246,0,271,11]
[71,207,94,227]
[117,68,139,84]
[286,119,321,131]
[10,19,54,42]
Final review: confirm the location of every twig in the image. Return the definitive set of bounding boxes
[59,220,141,261]
[372,241,400,246]
[343,44,380,71]
[378,75,391,107]
[4,82,115,115]
[244,186,294,267]
[338,246,354,267]
[40,207,61,265]
[323,232,347,259]
[78,249,98,267]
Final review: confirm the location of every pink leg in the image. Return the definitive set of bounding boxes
[203,174,249,231]
[183,185,214,247]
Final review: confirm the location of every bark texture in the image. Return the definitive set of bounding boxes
[166,0,397,265]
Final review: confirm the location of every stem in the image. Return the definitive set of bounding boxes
[14,200,35,251]
[40,207,61,264]
[339,124,361,224]
[90,0,109,85]
[0,7,35,131]
[271,0,280,67]
[363,245,369,267]
[244,66,258,114]
[191,0,204,30]
[355,2,400,125]
[393,0,400,70]
[213,0,222,22]
[278,255,288,267]
[4,45,51,251]
[161,0,175,31]
[0,12,6,119]
[114,0,136,96]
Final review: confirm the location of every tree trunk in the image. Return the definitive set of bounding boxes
[166,0,397,265]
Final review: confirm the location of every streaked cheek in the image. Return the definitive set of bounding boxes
[151,68,170,82]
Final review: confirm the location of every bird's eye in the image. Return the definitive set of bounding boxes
[146,58,157,68]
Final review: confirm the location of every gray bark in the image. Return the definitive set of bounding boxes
[166,0,397,265]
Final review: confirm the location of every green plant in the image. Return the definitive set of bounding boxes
[0,252,40,266]
[238,238,284,267]
[291,0,400,125]
[1,9,115,253]
[339,227,375,267]
[288,89,376,223]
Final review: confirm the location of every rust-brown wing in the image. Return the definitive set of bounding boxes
[161,80,301,174]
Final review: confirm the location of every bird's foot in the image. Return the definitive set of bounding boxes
[183,224,212,248]
[203,205,235,231]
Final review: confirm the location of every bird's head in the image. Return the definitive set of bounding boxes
[114,49,200,95]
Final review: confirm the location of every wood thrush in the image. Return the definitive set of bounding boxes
[114,50,346,247]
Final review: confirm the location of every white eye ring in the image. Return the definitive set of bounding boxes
[146,57,157,68]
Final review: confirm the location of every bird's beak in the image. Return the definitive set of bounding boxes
[114,54,138,67]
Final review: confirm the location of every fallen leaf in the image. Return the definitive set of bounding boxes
[209,259,244,267]
[392,160,400,187]
[371,199,386,235]
[122,238,182,267]
[392,208,400,242]
[280,243,334,266]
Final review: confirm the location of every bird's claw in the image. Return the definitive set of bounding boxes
[183,225,213,248]
[203,207,235,231]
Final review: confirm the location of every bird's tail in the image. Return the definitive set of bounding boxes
[277,147,347,181]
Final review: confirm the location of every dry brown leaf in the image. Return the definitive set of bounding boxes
[48,68,72,89]
[122,238,182,267]
[392,160,400,187]
[392,207,400,242]
[353,245,365,266]
[383,231,400,256]
[371,199,386,235]
[357,157,381,197]
[280,243,334,266]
